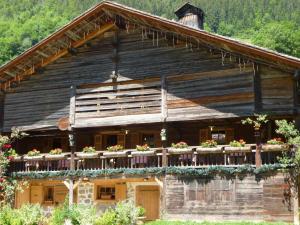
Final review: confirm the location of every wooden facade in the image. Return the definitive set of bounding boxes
[1,1,300,223]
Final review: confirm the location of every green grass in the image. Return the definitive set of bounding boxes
[145,221,291,225]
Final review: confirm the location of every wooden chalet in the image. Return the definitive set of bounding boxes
[0,1,300,222]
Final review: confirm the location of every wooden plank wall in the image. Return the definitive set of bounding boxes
[2,27,295,131]
[164,174,293,222]
[260,66,294,114]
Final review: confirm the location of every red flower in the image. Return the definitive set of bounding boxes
[7,156,14,161]
[3,144,11,149]
[0,178,5,183]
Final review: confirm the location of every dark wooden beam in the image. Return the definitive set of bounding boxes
[253,63,262,113]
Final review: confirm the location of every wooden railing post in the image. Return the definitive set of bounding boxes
[255,129,262,168]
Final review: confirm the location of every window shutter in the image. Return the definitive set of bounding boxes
[117,134,125,147]
[154,133,162,148]
[225,128,235,144]
[30,186,43,204]
[131,132,140,149]
[115,183,127,201]
[54,185,68,204]
[199,128,210,143]
[94,135,102,151]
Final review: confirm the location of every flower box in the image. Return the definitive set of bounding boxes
[103,151,128,158]
[11,155,23,162]
[224,145,252,152]
[262,144,288,151]
[131,150,156,157]
[24,155,44,161]
[76,152,99,159]
[45,153,68,160]
[168,148,193,155]
[196,146,223,154]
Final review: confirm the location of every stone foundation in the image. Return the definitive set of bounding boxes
[78,182,94,205]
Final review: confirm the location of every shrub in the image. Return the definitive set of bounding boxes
[0,204,45,225]
[94,210,116,225]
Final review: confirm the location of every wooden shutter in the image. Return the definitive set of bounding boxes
[225,128,235,144]
[154,133,162,148]
[30,186,43,204]
[130,133,140,149]
[94,135,102,151]
[15,185,30,208]
[115,183,127,201]
[117,134,125,147]
[199,128,210,143]
[54,185,68,204]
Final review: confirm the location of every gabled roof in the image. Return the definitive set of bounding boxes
[0,1,299,91]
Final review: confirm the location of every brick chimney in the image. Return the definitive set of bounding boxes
[175,3,204,30]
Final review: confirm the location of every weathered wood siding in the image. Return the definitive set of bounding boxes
[2,28,295,131]
[260,66,294,114]
[164,174,293,222]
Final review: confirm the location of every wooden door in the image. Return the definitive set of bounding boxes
[136,186,160,221]
[30,185,43,204]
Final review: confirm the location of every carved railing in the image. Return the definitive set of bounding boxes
[8,145,288,173]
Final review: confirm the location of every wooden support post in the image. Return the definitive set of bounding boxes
[255,129,262,168]
[253,63,262,113]
[161,75,168,167]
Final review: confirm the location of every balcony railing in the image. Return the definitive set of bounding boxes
[8,144,288,174]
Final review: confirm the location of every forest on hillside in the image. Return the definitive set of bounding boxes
[0,0,299,66]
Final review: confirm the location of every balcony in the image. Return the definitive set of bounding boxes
[9,144,287,175]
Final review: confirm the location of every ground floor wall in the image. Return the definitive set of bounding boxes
[15,174,294,222]
[164,174,293,222]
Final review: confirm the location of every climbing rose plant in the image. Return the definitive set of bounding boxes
[0,128,27,206]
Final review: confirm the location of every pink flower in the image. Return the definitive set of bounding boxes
[7,156,14,161]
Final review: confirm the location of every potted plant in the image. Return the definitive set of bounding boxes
[132,144,156,157]
[262,138,288,151]
[24,149,43,160]
[103,145,127,157]
[168,141,193,154]
[197,140,222,153]
[77,146,99,159]
[224,139,251,152]
[45,148,67,160]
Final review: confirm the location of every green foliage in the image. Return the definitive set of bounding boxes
[95,200,143,225]
[94,210,117,225]
[242,114,268,130]
[49,199,97,225]
[12,164,283,182]
[145,220,291,225]
[0,0,299,66]
[275,120,300,145]
[0,204,45,225]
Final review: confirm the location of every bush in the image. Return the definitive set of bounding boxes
[94,210,116,225]
[49,200,96,225]
[94,200,144,225]
[0,204,45,225]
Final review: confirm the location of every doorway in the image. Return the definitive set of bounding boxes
[136,186,160,221]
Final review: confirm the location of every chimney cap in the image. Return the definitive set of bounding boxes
[175,2,204,19]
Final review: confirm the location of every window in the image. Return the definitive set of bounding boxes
[211,130,226,145]
[52,138,62,149]
[44,186,54,203]
[96,186,115,200]
[141,134,155,147]
[106,135,118,147]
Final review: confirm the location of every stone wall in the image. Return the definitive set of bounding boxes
[78,182,94,205]
[163,174,294,222]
